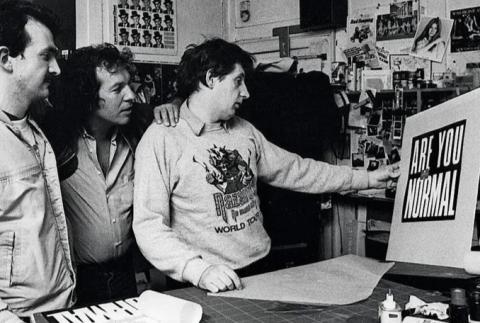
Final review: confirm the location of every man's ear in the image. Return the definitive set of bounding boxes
[205,69,215,89]
[0,47,13,72]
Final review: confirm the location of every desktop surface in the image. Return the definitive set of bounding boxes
[165,278,446,322]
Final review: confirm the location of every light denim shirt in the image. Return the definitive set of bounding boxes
[0,111,75,316]
[61,129,134,265]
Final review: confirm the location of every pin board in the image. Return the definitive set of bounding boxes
[386,88,480,268]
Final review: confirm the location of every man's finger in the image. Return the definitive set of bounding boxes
[166,105,177,127]
[161,108,171,126]
[173,104,180,124]
[217,272,235,290]
[224,268,243,290]
[154,107,163,124]
[206,281,220,293]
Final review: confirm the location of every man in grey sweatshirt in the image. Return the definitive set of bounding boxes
[133,38,400,293]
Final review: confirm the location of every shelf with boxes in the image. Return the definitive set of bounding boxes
[374,87,469,113]
[372,87,469,146]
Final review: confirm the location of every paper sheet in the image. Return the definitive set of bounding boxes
[34,291,202,323]
[210,255,394,305]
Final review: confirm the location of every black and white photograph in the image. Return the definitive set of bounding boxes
[3,0,480,322]
[367,159,380,171]
[451,6,480,52]
[376,0,418,41]
[410,16,453,62]
[111,0,177,55]
[352,152,365,167]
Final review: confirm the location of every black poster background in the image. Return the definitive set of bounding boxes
[451,6,480,53]
[401,120,466,222]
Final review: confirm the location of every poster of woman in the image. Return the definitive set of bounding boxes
[409,16,453,62]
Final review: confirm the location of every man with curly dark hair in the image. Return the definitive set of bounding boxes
[0,0,75,320]
[133,38,400,294]
[43,42,180,306]
[45,43,141,306]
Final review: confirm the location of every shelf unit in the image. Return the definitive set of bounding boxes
[374,87,470,113]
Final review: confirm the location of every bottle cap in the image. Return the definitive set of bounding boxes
[383,289,396,310]
[470,290,480,302]
[451,288,468,306]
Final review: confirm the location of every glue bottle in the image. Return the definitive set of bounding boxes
[378,289,402,323]
[449,288,469,323]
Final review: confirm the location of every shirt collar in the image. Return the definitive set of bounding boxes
[0,110,43,134]
[0,110,14,125]
[82,127,130,146]
[179,101,229,136]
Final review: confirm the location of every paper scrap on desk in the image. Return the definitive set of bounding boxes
[138,290,202,323]
[36,291,202,323]
[209,255,394,305]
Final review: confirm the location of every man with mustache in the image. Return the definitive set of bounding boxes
[43,43,138,306]
[0,1,75,321]
[42,43,177,306]
[133,38,400,293]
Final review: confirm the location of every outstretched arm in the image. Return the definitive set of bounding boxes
[250,122,400,193]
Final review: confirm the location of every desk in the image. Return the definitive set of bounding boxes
[164,278,446,322]
[34,262,461,323]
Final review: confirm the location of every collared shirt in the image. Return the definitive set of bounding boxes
[61,129,134,265]
[181,103,229,136]
[0,111,75,316]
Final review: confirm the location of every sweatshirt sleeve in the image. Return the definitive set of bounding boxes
[249,123,369,193]
[133,127,210,285]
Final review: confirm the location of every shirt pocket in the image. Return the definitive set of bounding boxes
[0,231,15,288]
[110,172,134,213]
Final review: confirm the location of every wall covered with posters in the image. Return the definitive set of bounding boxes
[224,0,480,76]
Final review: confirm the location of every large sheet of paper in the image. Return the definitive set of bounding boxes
[210,255,393,305]
[387,88,480,268]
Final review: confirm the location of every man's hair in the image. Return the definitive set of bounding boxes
[57,43,133,147]
[0,0,59,57]
[176,38,255,98]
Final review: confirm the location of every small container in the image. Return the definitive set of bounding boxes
[378,289,402,323]
[469,289,480,322]
[449,288,469,323]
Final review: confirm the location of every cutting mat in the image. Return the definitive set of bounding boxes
[165,279,446,323]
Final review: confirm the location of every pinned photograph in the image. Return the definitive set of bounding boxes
[367,160,380,171]
[367,125,378,136]
[376,0,418,41]
[352,153,365,167]
[409,16,453,62]
[388,146,401,164]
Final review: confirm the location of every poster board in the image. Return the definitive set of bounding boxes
[450,5,480,53]
[386,88,480,268]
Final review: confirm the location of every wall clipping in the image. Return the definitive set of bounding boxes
[110,0,177,56]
